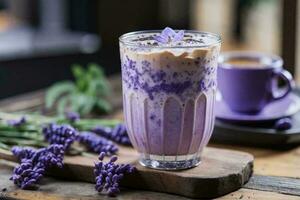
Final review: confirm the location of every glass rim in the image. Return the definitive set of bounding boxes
[119,30,221,49]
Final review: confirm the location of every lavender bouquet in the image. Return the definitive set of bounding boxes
[10,144,65,189]
[0,112,135,196]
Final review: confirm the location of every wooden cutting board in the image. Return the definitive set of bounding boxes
[0,146,253,199]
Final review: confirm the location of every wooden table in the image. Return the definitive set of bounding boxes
[0,76,299,200]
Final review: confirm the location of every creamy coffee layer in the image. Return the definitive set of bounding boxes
[224,58,271,68]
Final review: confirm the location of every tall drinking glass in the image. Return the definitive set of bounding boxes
[119,30,221,170]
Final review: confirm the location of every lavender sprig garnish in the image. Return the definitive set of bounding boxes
[154,27,185,44]
[36,144,65,168]
[92,124,131,146]
[12,145,64,169]
[10,159,44,189]
[65,111,80,123]
[7,116,27,127]
[77,132,118,156]
[94,152,136,197]
[10,144,65,189]
[111,124,131,145]
[42,123,77,150]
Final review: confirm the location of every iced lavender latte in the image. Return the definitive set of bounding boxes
[119,28,221,170]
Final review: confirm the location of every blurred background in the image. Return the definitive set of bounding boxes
[0,0,297,99]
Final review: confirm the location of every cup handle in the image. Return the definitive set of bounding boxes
[271,68,294,101]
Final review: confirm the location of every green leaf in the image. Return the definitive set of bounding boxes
[88,63,103,77]
[96,98,112,113]
[72,64,85,80]
[57,95,70,115]
[45,81,75,108]
[72,64,88,91]
[80,99,95,115]
[86,64,111,97]
[97,80,111,96]
[70,93,95,115]
[46,63,112,116]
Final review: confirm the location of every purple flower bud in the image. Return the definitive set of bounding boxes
[99,152,105,161]
[77,132,118,156]
[65,112,80,122]
[112,174,118,182]
[7,116,27,127]
[105,176,111,183]
[94,152,135,197]
[92,123,131,146]
[43,123,77,150]
[110,156,118,163]
[95,185,103,191]
[12,146,36,160]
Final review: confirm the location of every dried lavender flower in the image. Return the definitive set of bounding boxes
[65,111,80,122]
[36,144,65,168]
[92,125,111,136]
[94,152,136,197]
[111,124,131,145]
[10,159,44,189]
[42,123,77,150]
[11,146,36,160]
[12,144,65,169]
[92,124,131,146]
[7,116,27,127]
[10,144,65,189]
[77,132,118,156]
[154,27,185,44]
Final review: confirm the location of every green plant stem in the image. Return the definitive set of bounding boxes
[0,142,10,150]
[0,131,42,140]
[73,119,121,129]
[0,137,47,147]
[81,152,97,158]
[0,124,37,132]
[0,111,122,151]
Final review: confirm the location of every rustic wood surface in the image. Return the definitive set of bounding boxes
[0,145,253,199]
[210,143,300,179]
[0,75,300,199]
[0,163,299,200]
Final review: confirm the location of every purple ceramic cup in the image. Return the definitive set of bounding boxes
[217,51,294,114]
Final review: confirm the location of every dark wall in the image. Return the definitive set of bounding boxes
[0,0,190,98]
[0,53,99,99]
[96,0,190,74]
